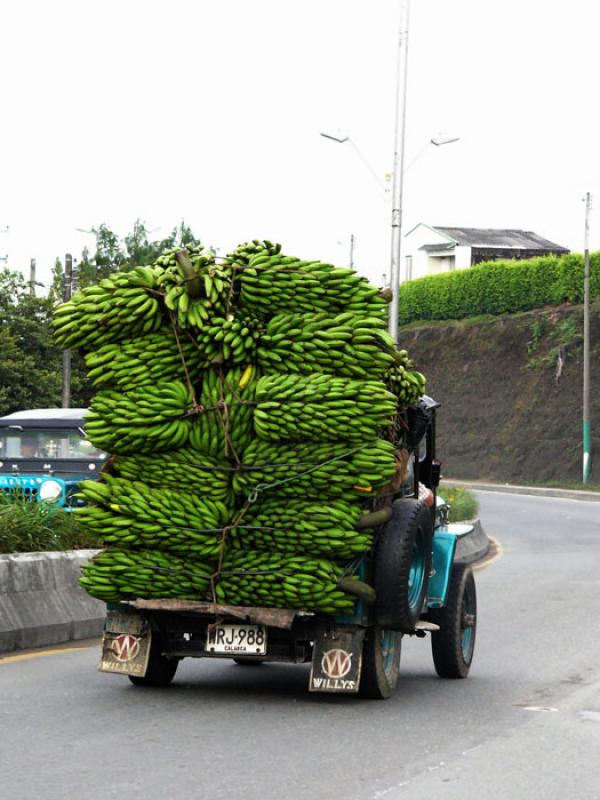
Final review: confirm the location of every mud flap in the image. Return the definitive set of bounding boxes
[99,610,151,677]
[309,627,366,694]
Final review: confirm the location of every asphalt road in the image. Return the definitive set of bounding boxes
[2,491,600,800]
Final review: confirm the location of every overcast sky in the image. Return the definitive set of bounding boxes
[1,0,600,290]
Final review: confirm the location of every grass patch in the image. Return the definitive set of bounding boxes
[439,484,479,522]
[0,494,98,554]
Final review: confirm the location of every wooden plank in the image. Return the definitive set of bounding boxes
[129,599,300,630]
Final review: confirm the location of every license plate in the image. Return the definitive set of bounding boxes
[205,624,267,656]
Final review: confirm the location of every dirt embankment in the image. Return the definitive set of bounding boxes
[401,301,600,486]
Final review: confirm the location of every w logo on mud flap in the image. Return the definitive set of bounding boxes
[112,634,140,663]
[321,648,352,679]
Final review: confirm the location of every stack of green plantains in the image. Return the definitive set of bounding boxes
[189,365,260,458]
[77,476,229,557]
[257,311,399,379]
[253,374,398,443]
[80,548,213,602]
[229,498,373,559]
[216,551,356,614]
[84,381,195,454]
[232,439,397,499]
[54,238,426,611]
[84,328,206,391]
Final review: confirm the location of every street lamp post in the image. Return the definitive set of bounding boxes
[319,132,389,200]
[321,0,459,341]
[583,192,592,483]
[388,0,410,344]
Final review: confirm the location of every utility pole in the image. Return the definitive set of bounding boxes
[388,0,410,343]
[349,234,355,268]
[29,259,36,296]
[583,193,592,483]
[0,225,8,265]
[62,254,73,408]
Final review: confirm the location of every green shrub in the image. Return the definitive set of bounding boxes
[0,494,98,554]
[439,485,479,522]
[399,252,600,324]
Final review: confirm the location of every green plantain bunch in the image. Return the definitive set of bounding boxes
[154,246,234,329]
[216,550,355,614]
[77,476,229,557]
[224,239,282,267]
[230,497,373,559]
[189,365,260,458]
[56,236,428,614]
[253,373,397,443]
[257,310,399,380]
[84,380,196,454]
[232,438,397,500]
[80,548,214,602]
[114,448,231,501]
[84,328,205,391]
[387,363,427,407]
[240,252,390,318]
[53,266,163,350]
[195,312,264,366]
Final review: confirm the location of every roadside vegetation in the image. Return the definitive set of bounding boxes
[399,251,600,324]
[0,494,98,554]
[439,484,479,522]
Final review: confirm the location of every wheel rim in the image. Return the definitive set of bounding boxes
[460,579,476,661]
[407,526,427,609]
[380,629,401,678]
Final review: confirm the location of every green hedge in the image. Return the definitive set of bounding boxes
[398,252,600,324]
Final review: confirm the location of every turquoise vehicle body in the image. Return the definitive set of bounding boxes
[335,513,469,627]
[0,409,106,509]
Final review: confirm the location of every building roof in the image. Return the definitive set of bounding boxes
[418,242,455,253]
[430,227,569,251]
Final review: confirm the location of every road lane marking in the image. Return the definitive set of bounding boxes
[473,489,600,504]
[0,644,95,664]
[473,535,503,571]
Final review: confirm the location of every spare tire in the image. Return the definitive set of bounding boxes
[374,498,433,632]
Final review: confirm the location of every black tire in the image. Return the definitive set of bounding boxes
[233,657,264,666]
[359,626,402,699]
[429,563,477,679]
[374,498,433,633]
[128,634,179,687]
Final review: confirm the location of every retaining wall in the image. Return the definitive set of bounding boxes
[0,550,104,653]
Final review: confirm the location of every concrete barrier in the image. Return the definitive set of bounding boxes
[454,518,489,564]
[0,550,104,653]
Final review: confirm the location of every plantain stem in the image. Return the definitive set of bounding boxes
[337,577,376,604]
[355,508,392,529]
[175,249,203,299]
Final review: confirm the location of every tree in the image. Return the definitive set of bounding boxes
[123,219,204,267]
[48,257,64,305]
[0,268,63,415]
[93,223,127,278]
[63,219,204,288]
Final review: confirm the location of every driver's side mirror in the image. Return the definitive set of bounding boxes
[431,460,442,488]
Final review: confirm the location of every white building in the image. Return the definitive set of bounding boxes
[402,224,569,283]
